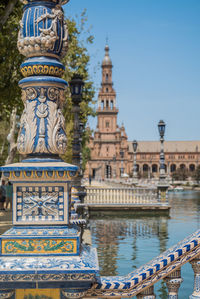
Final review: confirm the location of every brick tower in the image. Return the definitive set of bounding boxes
[86,45,129,180]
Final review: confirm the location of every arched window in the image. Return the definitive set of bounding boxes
[152,164,158,173]
[170,164,176,173]
[110,100,113,109]
[143,164,148,172]
[106,165,112,179]
[189,164,195,172]
[101,100,104,110]
[106,100,109,109]
[136,164,139,172]
[180,164,186,170]
[106,88,109,93]
[106,73,108,81]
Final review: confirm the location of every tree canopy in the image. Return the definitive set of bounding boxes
[0,4,96,167]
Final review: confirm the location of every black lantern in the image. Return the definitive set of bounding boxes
[132,140,138,152]
[158,120,166,138]
[69,74,84,96]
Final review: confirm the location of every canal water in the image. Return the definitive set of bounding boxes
[89,190,200,298]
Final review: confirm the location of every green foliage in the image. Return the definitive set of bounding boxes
[0,1,23,120]
[172,167,188,181]
[0,5,96,166]
[61,10,96,164]
[0,1,23,165]
[82,127,92,171]
[193,165,200,183]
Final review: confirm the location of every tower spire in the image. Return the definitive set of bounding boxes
[102,43,112,67]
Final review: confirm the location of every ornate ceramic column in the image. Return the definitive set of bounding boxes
[164,268,183,298]
[190,257,200,298]
[0,1,99,298]
[17,0,70,157]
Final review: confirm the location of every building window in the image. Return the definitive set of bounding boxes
[189,164,195,172]
[101,101,104,109]
[106,88,109,93]
[170,164,176,172]
[106,100,109,108]
[188,155,195,159]
[106,121,109,128]
[106,74,108,81]
[169,155,175,159]
[152,164,158,173]
[143,164,148,172]
[111,100,113,109]
[178,155,185,159]
[180,164,186,169]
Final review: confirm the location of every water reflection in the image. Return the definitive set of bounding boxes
[89,191,200,298]
[90,215,169,277]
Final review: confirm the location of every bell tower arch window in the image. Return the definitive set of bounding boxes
[111,100,113,110]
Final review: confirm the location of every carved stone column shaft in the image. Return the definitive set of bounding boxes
[137,286,156,299]
[190,257,200,298]
[164,268,183,299]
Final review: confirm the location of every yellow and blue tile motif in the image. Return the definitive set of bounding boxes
[16,289,60,299]
[2,239,77,255]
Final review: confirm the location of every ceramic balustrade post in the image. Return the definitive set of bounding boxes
[164,268,183,299]
[190,257,200,298]
[136,286,156,299]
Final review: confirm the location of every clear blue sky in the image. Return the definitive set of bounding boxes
[64,0,200,141]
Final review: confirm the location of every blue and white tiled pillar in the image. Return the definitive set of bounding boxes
[190,258,200,299]
[17,0,69,157]
[164,268,183,299]
[0,1,99,298]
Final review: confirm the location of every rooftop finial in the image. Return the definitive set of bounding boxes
[102,42,112,67]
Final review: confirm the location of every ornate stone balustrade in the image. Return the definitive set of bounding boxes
[85,229,200,298]
[85,187,162,206]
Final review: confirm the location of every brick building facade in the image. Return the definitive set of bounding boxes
[85,46,200,180]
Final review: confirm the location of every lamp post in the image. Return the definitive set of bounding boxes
[157,120,169,203]
[70,74,86,219]
[132,140,138,180]
[70,74,84,177]
[113,155,116,179]
[158,120,166,180]
[120,149,124,177]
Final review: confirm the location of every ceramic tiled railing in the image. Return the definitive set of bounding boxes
[86,229,200,298]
